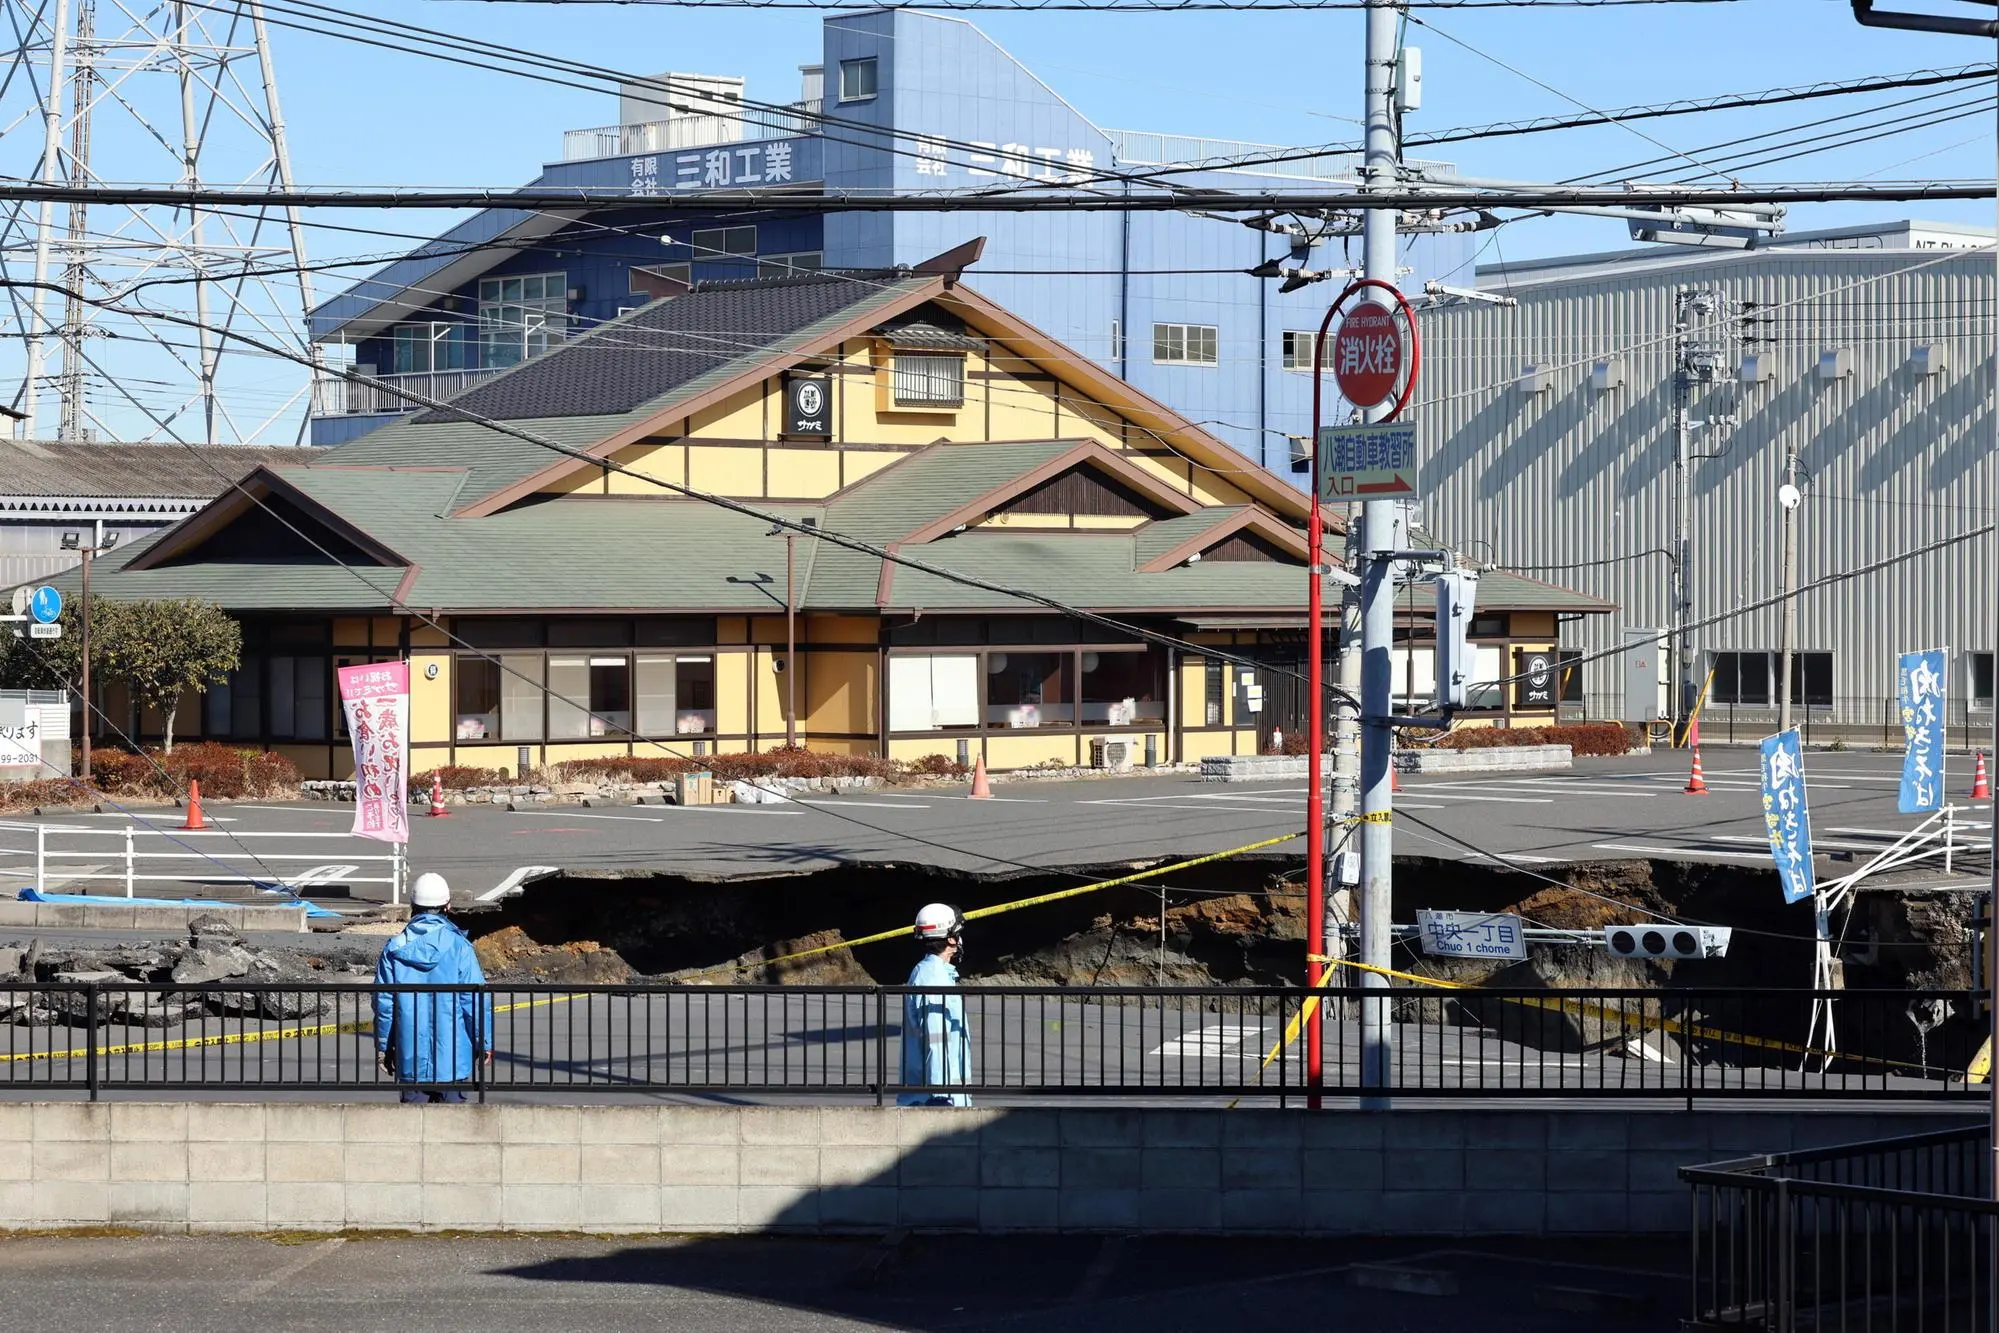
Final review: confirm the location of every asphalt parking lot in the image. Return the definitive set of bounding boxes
[0,749,1982,908]
[0,1232,1686,1333]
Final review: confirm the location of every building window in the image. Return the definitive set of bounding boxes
[1709,651,1834,708]
[838,57,878,102]
[1281,331,1319,372]
[266,657,328,741]
[690,225,757,259]
[390,322,469,375]
[478,272,567,368]
[548,655,632,739]
[760,252,822,275]
[892,353,964,407]
[889,655,980,732]
[985,651,1072,728]
[1971,652,1994,708]
[632,263,691,293]
[1204,657,1225,726]
[635,655,716,736]
[1152,322,1218,366]
[1558,649,1585,703]
[1080,649,1165,725]
[455,654,543,742]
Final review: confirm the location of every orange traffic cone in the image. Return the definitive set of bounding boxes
[1684,746,1710,796]
[1972,752,1991,801]
[181,779,205,831]
[428,773,451,818]
[1390,764,1402,794]
[968,753,993,800]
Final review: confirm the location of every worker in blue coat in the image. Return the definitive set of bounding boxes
[373,872,494,1103]
[899,902,973,1107]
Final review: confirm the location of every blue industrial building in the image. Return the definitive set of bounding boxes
[306,9,1472,463]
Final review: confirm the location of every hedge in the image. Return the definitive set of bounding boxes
[1429,722,1633,757]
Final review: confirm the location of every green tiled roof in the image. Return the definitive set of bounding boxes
[68,441,1614,619]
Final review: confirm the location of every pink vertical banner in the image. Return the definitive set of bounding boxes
[337,661,410,845]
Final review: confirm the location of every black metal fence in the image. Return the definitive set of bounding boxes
[1570,693,1998,752]
[1683,1126,1995,1331]
[0,981,1985,1103]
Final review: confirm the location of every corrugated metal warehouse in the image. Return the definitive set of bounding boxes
[1415,225,1996,741]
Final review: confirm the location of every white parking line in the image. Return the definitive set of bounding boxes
[1591,842,1774,861]
[794,799,931,810]
[476,865,560,903]
[1708,833,1901,853]
[1396,790,1552,804]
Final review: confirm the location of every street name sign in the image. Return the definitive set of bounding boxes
[1417,910,1527,961]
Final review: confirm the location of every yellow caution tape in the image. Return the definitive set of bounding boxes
[1,991,585,1065]
[682,829,1307,980]
[1340,812,1391,825]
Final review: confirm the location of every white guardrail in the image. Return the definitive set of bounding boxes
[0,822,407,905]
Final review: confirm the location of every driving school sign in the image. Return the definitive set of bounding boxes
[1318,419,1421,500]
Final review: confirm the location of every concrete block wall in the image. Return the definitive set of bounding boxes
[0,902,308,932]
[1394,746,1572,774]
[0,1103,1975,1236]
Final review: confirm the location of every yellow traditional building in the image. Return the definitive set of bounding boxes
[71,250,1611,777]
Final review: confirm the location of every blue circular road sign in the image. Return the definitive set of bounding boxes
[29,586,62,624]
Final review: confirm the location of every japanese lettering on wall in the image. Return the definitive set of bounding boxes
[909,136,1097,184]
[1759,728,1815,904]
[627,141,796,196]
[337,662,410,845]
[0,709,40,767]
[1514,651,1555,710]
[1896,648,1946,815]
[1417,910,1526,961]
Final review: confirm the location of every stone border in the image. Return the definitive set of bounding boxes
[0,902,307,932]
[1395,745,1573,774]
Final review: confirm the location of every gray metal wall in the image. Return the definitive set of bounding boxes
[1415,247,1994,720]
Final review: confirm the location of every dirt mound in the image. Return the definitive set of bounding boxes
[718,929,870,985]
[472,924,634,984]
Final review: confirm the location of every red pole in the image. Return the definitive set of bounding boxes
[1303,302,1341,1108]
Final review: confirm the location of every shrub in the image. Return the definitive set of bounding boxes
[53,743,301,802]
[411,764,512,793]
[0,776,98,812]
[902,752,968,779]
[1431,722,1632,757]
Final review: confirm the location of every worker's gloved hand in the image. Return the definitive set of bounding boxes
[481,1047,494,1069]
[378,1051,393,1077]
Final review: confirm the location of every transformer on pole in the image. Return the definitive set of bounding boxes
[2,0,319,443]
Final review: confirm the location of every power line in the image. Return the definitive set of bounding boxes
[0,181,1985,210]
[441,0,1749,8]
[1117,63,1996,183]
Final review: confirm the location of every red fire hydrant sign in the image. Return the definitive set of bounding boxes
[1331,303,1403,408]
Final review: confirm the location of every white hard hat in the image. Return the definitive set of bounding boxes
[913,902,963,941]
[410,872,451,909]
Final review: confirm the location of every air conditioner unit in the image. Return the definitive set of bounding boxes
[1091,739,1134,772]
[1604,924,1731,960]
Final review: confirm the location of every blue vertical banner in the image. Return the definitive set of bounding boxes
[1896,649,1946,815]
[1760,729,1816,905]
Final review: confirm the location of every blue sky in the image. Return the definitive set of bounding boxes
[266,0,1996,271]
[3,0,1991,441]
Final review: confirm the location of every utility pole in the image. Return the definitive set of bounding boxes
[1356,0,1399,1100]
[1670,294,1696,729]
[1776,450,1801,733]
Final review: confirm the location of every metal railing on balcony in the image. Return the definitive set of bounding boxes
[1,982,1982,1104]
[561,101,823,161]
[310,368,505,418]
[1683,1125,1994,1331]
